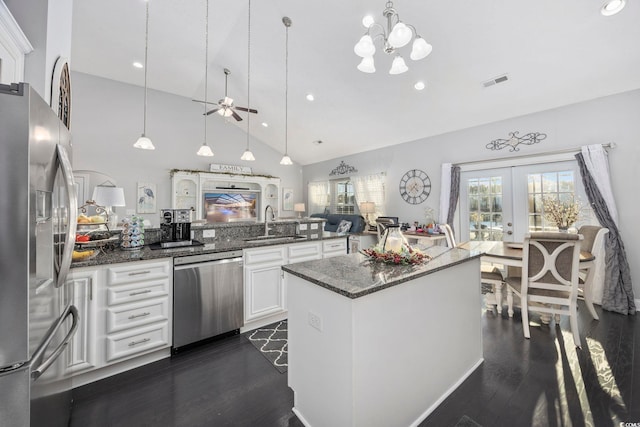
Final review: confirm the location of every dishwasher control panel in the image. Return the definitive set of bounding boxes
[173,250,243,266]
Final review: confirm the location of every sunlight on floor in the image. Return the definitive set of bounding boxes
[530,328,626,425]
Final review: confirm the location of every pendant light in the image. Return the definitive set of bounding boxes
[197,0,214,157]
[240,0,256,161]
[279,17,293,166]
[133,0,155,150]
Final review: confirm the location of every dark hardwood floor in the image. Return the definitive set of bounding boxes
[71,302,639,427]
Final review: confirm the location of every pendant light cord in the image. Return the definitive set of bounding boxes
[143,1,149,135]
[284,20,289,155]
[246,0,251,150]
[203,0,209,144]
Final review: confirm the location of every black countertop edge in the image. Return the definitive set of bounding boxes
[71,232,347,268]
[281,247,482,299]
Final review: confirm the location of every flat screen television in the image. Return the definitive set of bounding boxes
[203,192,259,223]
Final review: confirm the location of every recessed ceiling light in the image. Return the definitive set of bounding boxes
[261,122,268,127]
[414,81,426,91]
[362,15,375,28]
[601,0,626,15]
[306,93,314,101]
[133,62,143,69]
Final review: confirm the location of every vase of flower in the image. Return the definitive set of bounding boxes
[558,225,569,232]
[542,197,582,232]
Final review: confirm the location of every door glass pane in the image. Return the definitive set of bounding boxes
[527,170,578,231]
[467,175,504,241]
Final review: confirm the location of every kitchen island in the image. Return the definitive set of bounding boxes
[282,246,483,427]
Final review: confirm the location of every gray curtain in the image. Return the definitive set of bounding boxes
[576,153,635,315]
[446,166,461,231]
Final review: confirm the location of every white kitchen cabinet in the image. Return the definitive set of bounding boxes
[287,241,322,263]
[104,259,172,363]
[243,246,287,324]
[348,233,377,254]
[63,267,98,375]
[322,238,348,258]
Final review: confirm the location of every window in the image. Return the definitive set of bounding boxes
[332,179,355,214]
[467,176,504,241]
[307,181,330,215]
[527,170,576,231]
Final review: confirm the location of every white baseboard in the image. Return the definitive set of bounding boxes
[635,299,640,313]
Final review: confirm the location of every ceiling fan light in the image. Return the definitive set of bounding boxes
[601,0,626,15]
[410,37,432,61]
[362,15,375,28]
[133,135,155,150]
[280,154,293,165]
[389,55,408,75]
[197,143,214,157]
[241,148,256,161]
[388,22,412,48]
[354,35,376,57]
[357,56,376,73]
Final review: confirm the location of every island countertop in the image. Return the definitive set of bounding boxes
[281,246,480,299]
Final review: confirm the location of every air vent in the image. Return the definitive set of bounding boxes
[482,74,509,88]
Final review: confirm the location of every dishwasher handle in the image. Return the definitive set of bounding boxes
[174,256,243,271]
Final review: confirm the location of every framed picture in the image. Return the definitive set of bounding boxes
[137,182,156,213]
[282,188,294,211]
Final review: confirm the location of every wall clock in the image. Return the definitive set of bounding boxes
[399,169,431,204]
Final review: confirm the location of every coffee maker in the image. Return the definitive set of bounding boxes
[160,209,192,248]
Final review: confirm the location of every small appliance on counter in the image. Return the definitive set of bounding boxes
[158,208,199,248]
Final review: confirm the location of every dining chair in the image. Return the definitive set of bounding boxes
[505,232,584,348]
[442,223,506,314]
[577,225,609,320]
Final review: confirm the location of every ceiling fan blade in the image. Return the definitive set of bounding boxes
[235,106,258,114]
[205,107,221,116]
[192,99,218,105]
[230,110,243,121]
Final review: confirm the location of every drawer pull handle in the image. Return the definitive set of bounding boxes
[128,338,151,347]
[128,270,151,276]
[128,312,151,320]
[129,289,152,296]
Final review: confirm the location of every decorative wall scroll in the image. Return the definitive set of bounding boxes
[486,131,547,152]
[329,160,358,176]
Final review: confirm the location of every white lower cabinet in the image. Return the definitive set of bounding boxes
[64,258,172,387]
[243,239,345,330]
[64,267,98,375]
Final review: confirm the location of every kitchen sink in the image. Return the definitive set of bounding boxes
[243,235,308,244]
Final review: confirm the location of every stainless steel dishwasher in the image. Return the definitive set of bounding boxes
[172,250,243,352]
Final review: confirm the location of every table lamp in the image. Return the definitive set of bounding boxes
[294,203,306,219]
[359,201,376,229]
[92,183,126,228]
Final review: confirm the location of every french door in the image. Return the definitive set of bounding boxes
[459,160,591,243]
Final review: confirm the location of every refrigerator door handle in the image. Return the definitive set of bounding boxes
[55,144,77,288]
[30,304,78,381]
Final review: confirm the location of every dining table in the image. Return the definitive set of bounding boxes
[458,240,597,319]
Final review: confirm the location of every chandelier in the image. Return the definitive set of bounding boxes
[354,1,432,74]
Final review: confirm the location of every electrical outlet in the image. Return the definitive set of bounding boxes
[311,223,318,230]
[308,312,322,331]
[203,229,215,238]
[190,230,195,239]
[126,209,135,215]
[299,223,308,231]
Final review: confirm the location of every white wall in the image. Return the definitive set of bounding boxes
[303,89,640,302]
[70,71,304,226]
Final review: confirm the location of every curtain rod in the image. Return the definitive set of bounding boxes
[453,142,616,167]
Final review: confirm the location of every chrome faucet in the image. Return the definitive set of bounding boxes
[264,204,275,236]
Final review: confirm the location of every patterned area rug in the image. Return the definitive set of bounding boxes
[244,320,288,373]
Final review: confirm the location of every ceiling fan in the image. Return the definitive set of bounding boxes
[193,68,257,121]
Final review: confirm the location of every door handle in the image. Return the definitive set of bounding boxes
[507,231,513,235]
[507,222,513,227]
[55,144,78,288]
[31,304,79,380]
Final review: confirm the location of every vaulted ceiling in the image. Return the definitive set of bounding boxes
[71,0,640,165]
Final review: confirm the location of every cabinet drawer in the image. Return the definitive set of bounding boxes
[323,239,347,253]
[106,279,170,306]
[244,247,286,265]
[107,260,171,286]
[288,242,321,262]
[106,298,169,334]
[105,322,169,363]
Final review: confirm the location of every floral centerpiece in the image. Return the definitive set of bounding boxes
[542,197,582,230]
[361,244,431,265]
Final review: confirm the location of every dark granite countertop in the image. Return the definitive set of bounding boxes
[71,232,346,268]
[281,246,481,299]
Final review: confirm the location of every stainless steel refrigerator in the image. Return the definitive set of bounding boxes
[0,83,79,426]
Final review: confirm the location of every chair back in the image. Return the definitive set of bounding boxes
[441,223,456,248]
[577,225,609,254]
[522,232,583,303]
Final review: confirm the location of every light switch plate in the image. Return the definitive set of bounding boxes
[203,229,215,238]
